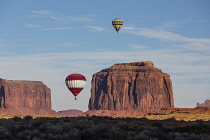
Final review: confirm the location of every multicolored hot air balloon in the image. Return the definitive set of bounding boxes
[65,74,86,100]
[112,18,123,34]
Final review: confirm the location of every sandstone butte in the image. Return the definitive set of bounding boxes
[196,99,210,107]
[85,61,174,117]
[0,78,57,116]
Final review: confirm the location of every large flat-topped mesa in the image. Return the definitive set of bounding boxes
[88,61,174,116]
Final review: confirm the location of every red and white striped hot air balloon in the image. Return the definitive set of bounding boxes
[65,74,86,100]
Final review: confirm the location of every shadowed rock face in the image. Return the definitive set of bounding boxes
[0,78,57,116]
[88,61,174,114]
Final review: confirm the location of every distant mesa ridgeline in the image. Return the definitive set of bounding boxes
[86,61,174,117]
[197,99,210,107]
[57,109,83,117]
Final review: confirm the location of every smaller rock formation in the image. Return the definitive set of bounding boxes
[196,99,210,107]
[57,109,83,117]
[0,78,57,116]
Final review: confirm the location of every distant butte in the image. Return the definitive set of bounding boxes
[196,99,210,107]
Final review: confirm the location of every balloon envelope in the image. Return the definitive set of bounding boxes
[112,18,123,33]
[65,74,86,99]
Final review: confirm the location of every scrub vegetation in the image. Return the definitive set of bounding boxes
[0,114,210,140]
[143,113,210,121]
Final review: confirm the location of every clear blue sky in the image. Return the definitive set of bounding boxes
[0,0,210,112]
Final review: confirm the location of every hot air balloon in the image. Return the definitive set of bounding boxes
[112,18,123,34]
[65,74,86,100]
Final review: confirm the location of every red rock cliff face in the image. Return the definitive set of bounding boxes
[0,78,57,116]
[88,61,174,114]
